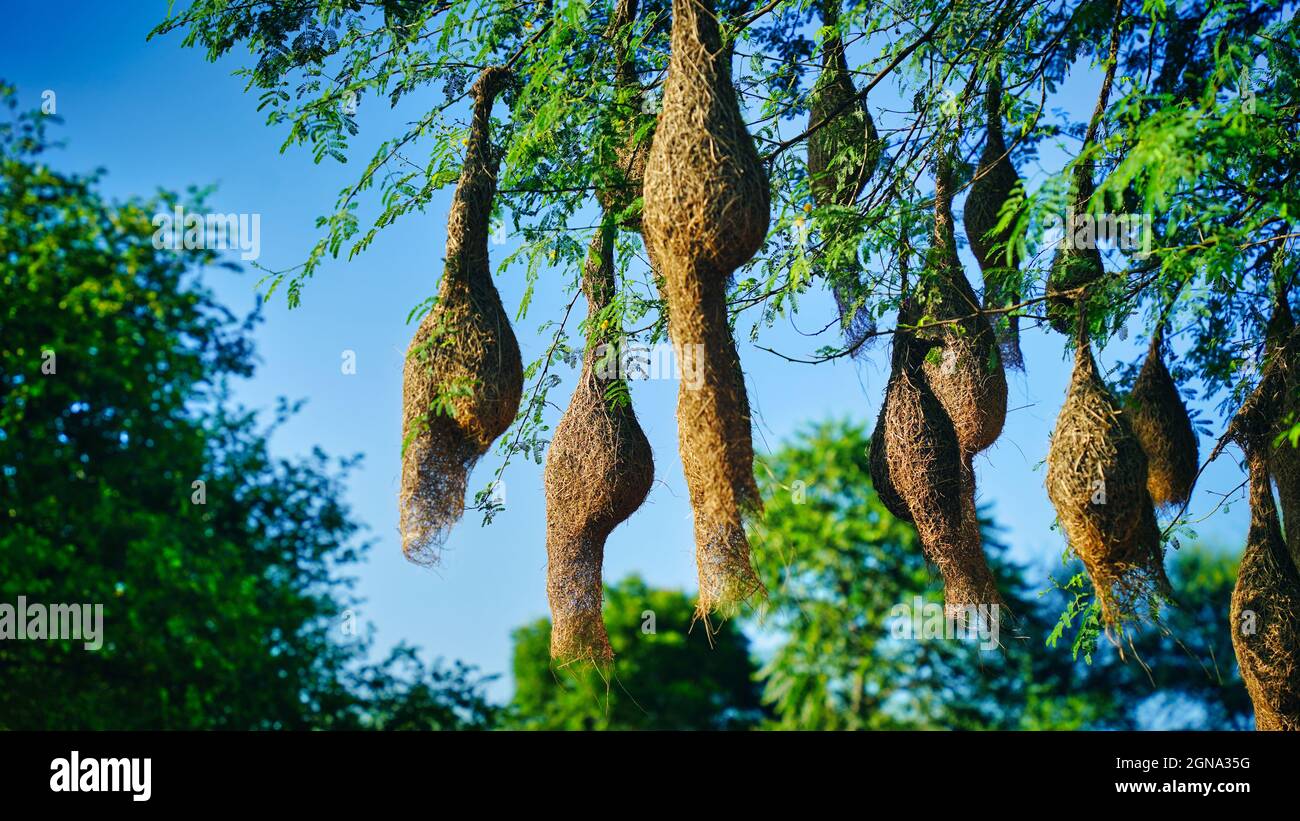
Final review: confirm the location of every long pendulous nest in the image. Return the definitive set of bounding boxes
[642,0,770,616]
[869,300,1004,613]
[1046,339,1169,628]
[1230,445,1300,731]
[399,67,523,564]
[963,70,1025,369]
[917,148,1007,458]
[1233,290,1300,569]
[544,223,654,664]
[806,0,881,356]
[1127,326,1199,509]
[1261,293,1300,569]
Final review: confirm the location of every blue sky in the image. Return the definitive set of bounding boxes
[2,1,1252,702]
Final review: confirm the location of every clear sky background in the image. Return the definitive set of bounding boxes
[2,1,1252,702]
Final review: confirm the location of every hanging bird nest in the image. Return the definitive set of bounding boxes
[544,223,655,664]
[1045,164,1104,334]
[399,68,523,565]
[1046,339,1169,629]
[806,0,880,208]
[1261,292,1300,568]
[869,316,1004,613]
[1127,326,1199,508]
[806,0,881,357]
[642,0,770,616]
[1230,446,1300,731]
[916,148,1008,457]
[963,69,1025,369]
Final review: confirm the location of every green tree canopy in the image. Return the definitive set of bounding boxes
[0,92,494,730]
[508,575,764,729]
[148,0,1300,558]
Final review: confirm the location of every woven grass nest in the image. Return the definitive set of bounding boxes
[916,149,1007,457]
[399,67,523,564]
[1127,326,1199,509]
[869,299,1004,613]
[1230,446,1300,730]
[642,0,770,616]
[1261,294,1300,568]
[806,0,881,357]
[544,223,654,664]
[963,71,1025,369]
[1046,339,1169,629]
[1231,292,1300,569]
[1045,165,1104,335]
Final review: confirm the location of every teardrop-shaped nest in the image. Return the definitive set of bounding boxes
[806,6,879,208]
[641,0,770,616]
[1127,330,1199,509]
[1046,342,1169,628]
[642,0,769,276]
[917,152,1008,456]
[399,67,523,564]
[806,0,881,357]
[869,313,1004,613]
[963,73,1025,369]
[1230,447,1300,731]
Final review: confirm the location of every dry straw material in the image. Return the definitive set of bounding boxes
[642,0,769,615]
[917,149,1007,457]
[1230,446,1300,730]
[399,67,523,564]
[1127,326,1199,508]
[544,223,654,664]
[1046,339,1168,629]
[963,71,1025,369]
[1233,291,1300,568]
[806,0,881,355]
[869,301,1003,613]
[1261,293,1300,568]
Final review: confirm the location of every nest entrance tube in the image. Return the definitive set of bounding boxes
[642,0,770,616]
[1046,338,1168,630]
[544,223,654,664]
[398,67,523,564]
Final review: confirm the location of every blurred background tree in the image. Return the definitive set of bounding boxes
[507,575,765,729]
[0,91,495,730]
